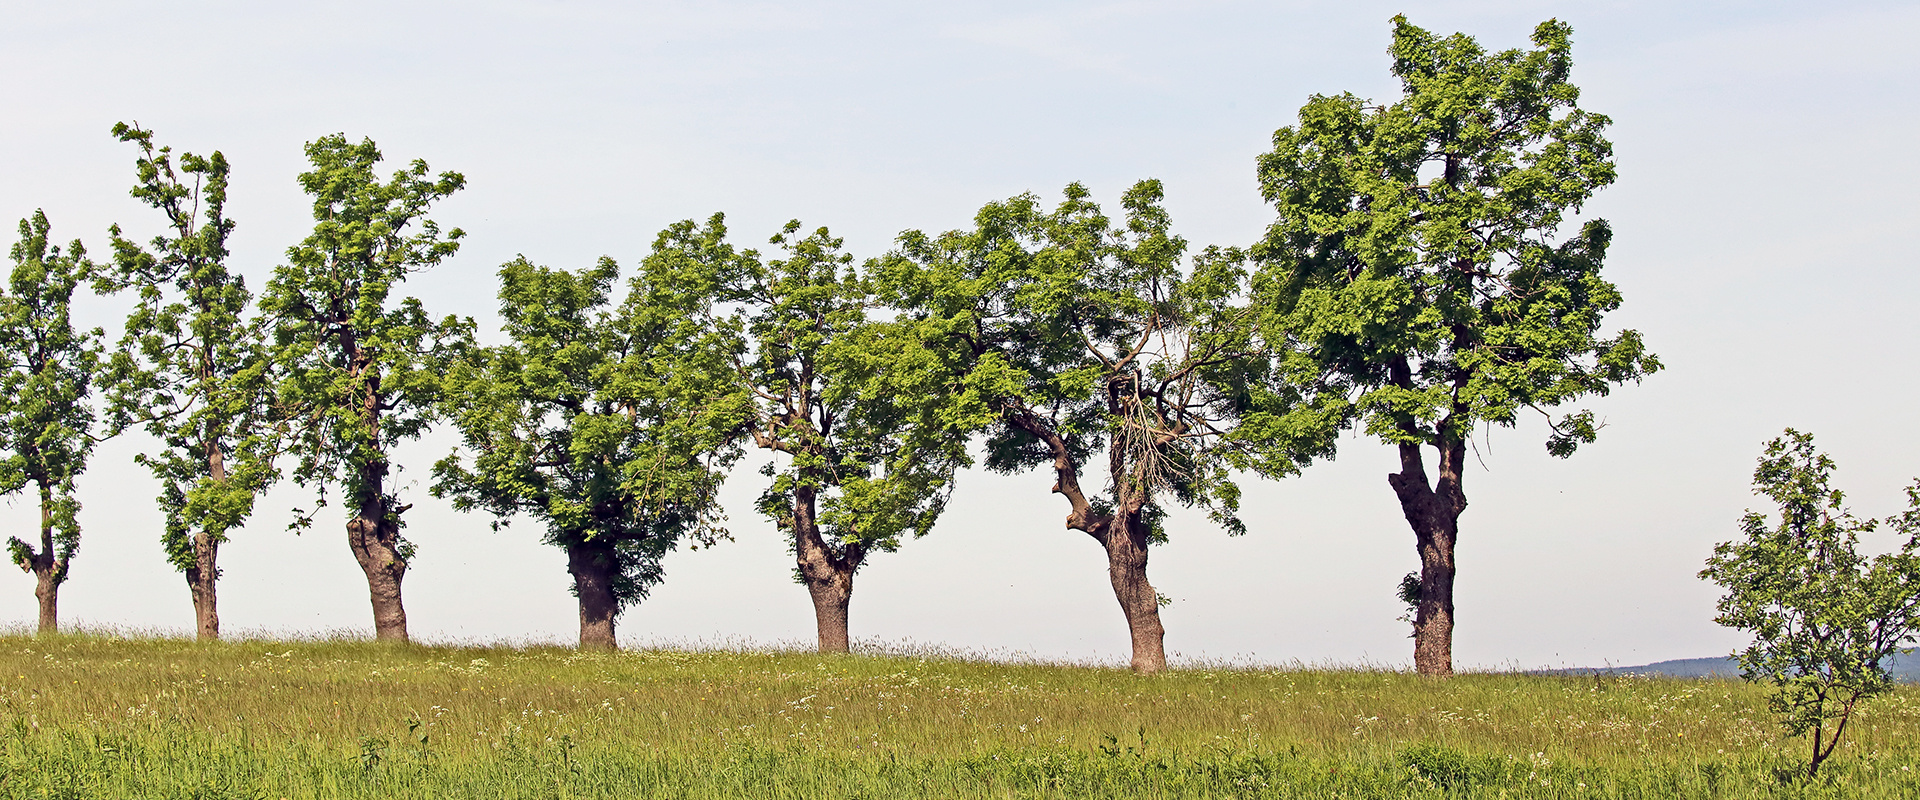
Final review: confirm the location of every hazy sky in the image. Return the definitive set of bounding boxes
[0,0,1914,669]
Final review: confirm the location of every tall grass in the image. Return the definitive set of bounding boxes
[1,633,1916,797]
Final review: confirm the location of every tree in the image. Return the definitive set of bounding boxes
[433,247,750,650]
[260,134,471,642]
[1251,17,1660,675]
[1701,430,1920,777]
[0,212,104,634]
[722,216,967,653]
[881,181,1335,674]
[98,123,278,641]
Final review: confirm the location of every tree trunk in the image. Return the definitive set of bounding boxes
[31,483,60,635]
[33,570,57,635]
[192,436,224,641]
[792,485,860,653]
[347,463,409,642]
[1010,409,1170,675]
[1104,511,1167,675]
[185,529,219,641]
[804,568,853,653]
[1386,440,1466,677]
[568,537,619,651]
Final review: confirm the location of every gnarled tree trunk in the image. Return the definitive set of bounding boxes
[1014,410,1169,675]
[1387,439,1467,677]
[568,536,619,650]
[26,483,65,635]
[348,460,409,642]
[792,485,863,653]
[185,529,219,641]
[1103,510,1167,674]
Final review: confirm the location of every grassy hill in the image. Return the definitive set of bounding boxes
[1,634,1918,798]
[1552,653,1920,681]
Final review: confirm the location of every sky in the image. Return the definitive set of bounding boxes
[0,0,1914,670]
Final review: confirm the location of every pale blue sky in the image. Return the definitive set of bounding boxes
[0,1,1914,668]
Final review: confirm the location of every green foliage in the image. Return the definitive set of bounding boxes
[0,211,103,581]
[1701,429,1920,775]
[1252,16,1658,456]
[97,123,278,574]
[260,134,472,532]
[432,244,751,609]
[881,180,1329,539]
[726,217,966,565]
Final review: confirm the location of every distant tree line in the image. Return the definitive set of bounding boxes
[0,18,1660,676]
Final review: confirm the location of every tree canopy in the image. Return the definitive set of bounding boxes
[434,246,750,650]
[99,122,277,640]
[880,180,1338,673]
[259,134,471,642]
[1251,16,1659,675]
[0,211,104,634]
[722,217,968,653]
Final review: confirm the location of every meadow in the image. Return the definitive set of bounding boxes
[0,634,1915,798]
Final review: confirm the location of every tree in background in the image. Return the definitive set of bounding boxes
[881,181,1338,674]
[433,248,750,650]
[723,217,967,653]
[1252,17,1659,675]
[98,123,278,641]
[0,212,103,633]
[260,135,471,642]
[1701,430,1920,777]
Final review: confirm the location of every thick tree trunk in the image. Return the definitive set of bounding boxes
[792,485,861,653]
[1104,512,1167,674]
[33,571,57,635]
[568,537,619,651]
[1010,409,1169,675]
[31,484,61,635]
[347,462,409,642]
[1386,440,1466,677]
[185,529,219,641]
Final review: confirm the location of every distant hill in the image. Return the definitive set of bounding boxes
[1543,653,1920,681]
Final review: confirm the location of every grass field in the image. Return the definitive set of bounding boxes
[0,633,1915,798]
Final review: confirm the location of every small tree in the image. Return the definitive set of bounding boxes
[433,249,750,650]
[1252,17,1660,675]
[882,181,1336,674]
[260,134,471,642]
[0,212,104,633]
[99,123,278,641]
[1700,429,1920,777]
[721,217,967,653]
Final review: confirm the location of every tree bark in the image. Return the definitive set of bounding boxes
[792,485,861,653]
[29,483,62,635]
[32,570,57,635]
[568,536,619,651]
[1105,510,1167,674]
[1011,409,1169,675]
[1386,439,1467,677]
[190,436,225,642]
[186,529,219,641]
[347,459,409,642]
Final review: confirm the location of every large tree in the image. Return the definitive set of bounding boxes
[0,212,103,634]
[722,217,967,653]
[433,245,749,650]
[1252,17,1660,675]
[260,135,471,642]
[881,181,1335,674]
[98,123,277,641]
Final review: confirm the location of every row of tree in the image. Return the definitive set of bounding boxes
[1,18,1657,675]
